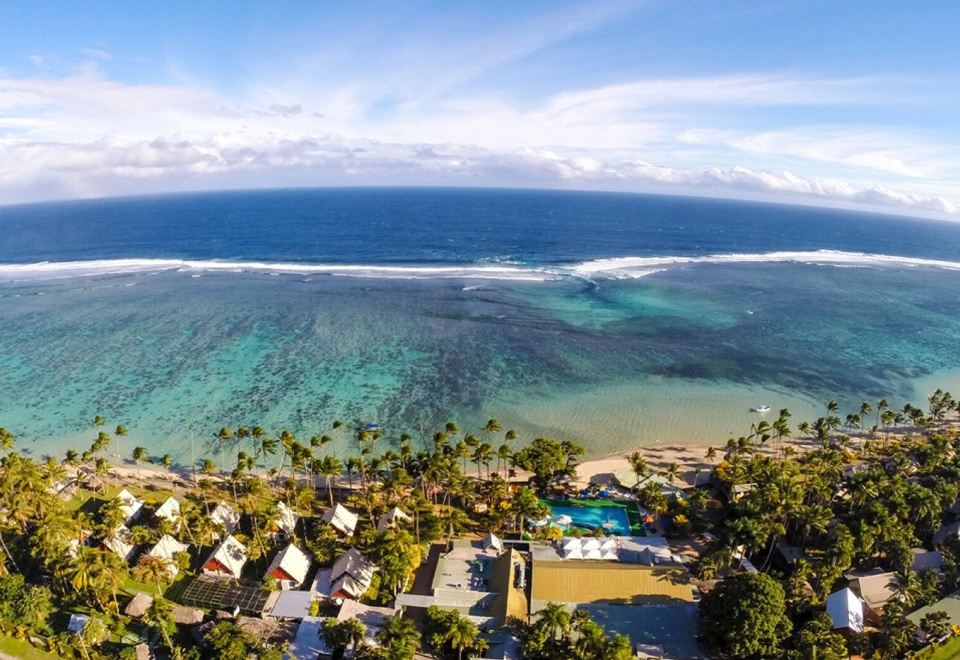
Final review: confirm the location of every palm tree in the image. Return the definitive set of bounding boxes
[536,601,572,640]
[132,446,148,488]
[378,615,421,660]
[134,554,174,595]
[446,616,478,660]
[320,455,343,506]
[627,452,649,488]
[143,598,180,659]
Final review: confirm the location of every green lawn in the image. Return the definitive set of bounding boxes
[0,635,59,659]
[929,637,960,660]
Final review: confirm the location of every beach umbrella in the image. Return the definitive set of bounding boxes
[564,547,584,560]
[554,514,573,526]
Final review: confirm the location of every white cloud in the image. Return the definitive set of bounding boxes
[0,66,957,218]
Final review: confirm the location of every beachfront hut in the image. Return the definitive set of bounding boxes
[202,535,247,580]
[171,606,204,625]
[102,525,136,561]
[114,488,145,524]
[329,548,376,601]
[153,497,181,525]
[323,504,358,537]
[210,502,240,538]
[269,501,298,539]
[145,534,189,577]
[376,506,411,532]
[265,543,312,590]
[826,588,866,633]
[125,592,154,619]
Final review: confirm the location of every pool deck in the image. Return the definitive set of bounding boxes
[541,498,647,536]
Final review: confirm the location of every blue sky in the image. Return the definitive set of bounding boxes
[1,1,958,217]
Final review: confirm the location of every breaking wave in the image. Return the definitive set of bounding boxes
[1,250,959,283]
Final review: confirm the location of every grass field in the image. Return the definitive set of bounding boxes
[0,635,59,659]
[929,637,960,660]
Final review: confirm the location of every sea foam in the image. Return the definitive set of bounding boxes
[0,250,959,283]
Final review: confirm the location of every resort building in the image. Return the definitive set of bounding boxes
[102,525,136,561]
[202,535,247,581]
[322,504,358,537]
[846,570,900,621]
[910,548,943,574]
[529,538,700,658]
[376,506,411,532]
[145,534,189,577]
[153,496,181,525]
[321,600,395,653]
[319,548,377,601]
[114,488,145,524]
[269,501,298,539]
[908,590,960,643]
[124,592,154,619]
[210,502,241,538]
[825,588,866,633]
[265,543,312,590]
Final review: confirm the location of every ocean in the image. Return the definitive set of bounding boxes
[2,187,960,463]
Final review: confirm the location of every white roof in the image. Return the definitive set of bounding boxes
[584,548,603,560]
[377,506,411,532]
[265,543,312,586]
[336,600,394,647]
[68,613,90,633]
[482,532,503,553]
[826,588,865,633]
[289,616,325,660]
[203,535,247,580]
[323,504,358,536]
[210,502,240,535]
[562,538,581,551]
[103,525,135,560]
[581,538,602,551]
[154,497,181,523]
[147,535,189,577]
[115,489,144,523]
[330,548,376,599]
[273,501,298,536]
[563,547,584,560]
[600,538,618,551]
[601,549,619,560]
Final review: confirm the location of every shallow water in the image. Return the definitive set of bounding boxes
[1,189,959,463]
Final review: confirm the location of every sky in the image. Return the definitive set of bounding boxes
[1,1,959,218]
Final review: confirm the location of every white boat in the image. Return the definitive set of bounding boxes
[752,405,770,413]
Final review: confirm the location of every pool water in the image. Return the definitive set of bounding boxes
[547,504,632,535]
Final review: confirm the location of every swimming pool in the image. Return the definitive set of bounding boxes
[547,503,632,536]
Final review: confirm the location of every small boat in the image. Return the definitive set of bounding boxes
[363,423,381,432]
[752,405,771,413]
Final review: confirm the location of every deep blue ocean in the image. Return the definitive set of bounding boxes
[2,188,960,462]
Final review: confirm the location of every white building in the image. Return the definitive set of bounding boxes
[210,502,241,538]
[145,534,189,577]
[202,535,247,580]
[323,504,358,537]
[826,587,866,633]
[153,497,181,525]
[377,506,411,532]
[328,548,376,601]
[114,489,145,524]
[264,543,312,590]
[270,501,298,538]
[102,525,136,561]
